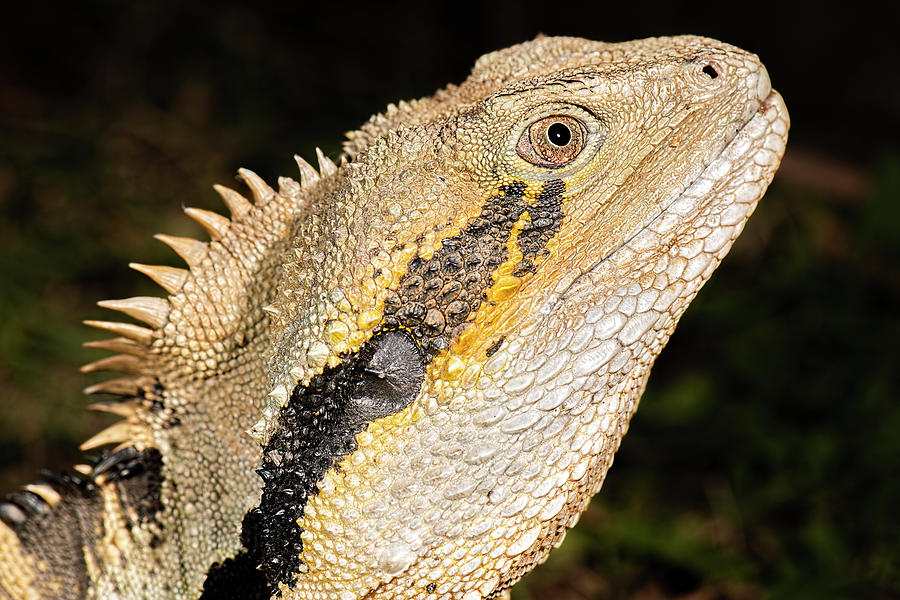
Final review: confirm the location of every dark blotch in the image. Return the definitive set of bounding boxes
[485,336,506,358]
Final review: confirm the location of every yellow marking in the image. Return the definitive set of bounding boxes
[323,319,349,344]
[357,308,383,332]
[489,274,523,302]
[417,243,436,260]
[455,325,478,355]
[349,329,368,346]
[393,243,419,269]
[442,355,466,380]
[523,180,545,198]
[429,183,567,383]
[443,189,530,360]
[373,269,393,289]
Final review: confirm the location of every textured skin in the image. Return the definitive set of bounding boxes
[0,35,788,600]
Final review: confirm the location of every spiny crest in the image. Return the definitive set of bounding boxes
[79,151,339,462]
[127,264,189,296]
[315,148,339,176]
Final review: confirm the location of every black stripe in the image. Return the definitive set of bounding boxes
[241,330,426,592]
[237,180,565,591]
[383,180,564,355]
[513,178,565,276]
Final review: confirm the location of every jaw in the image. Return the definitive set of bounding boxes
[510,89,789,439]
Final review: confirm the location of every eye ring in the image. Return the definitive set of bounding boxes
[516,115,586,169]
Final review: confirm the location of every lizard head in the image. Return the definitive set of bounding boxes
[248,35,788,598]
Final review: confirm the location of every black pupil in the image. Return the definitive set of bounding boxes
[547,122,571,147]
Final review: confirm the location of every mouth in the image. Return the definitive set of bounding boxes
[548,89,789,309]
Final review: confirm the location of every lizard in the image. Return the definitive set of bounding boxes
[0,34,788,599]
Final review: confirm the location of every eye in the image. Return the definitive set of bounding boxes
[516,115,586,168]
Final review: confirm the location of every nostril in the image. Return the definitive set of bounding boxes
[701,64,719,79]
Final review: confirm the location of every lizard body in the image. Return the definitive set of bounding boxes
[0,35,788,599]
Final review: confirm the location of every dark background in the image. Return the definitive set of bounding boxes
[1,2,897,598]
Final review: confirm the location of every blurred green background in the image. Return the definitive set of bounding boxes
[0,2,897,598]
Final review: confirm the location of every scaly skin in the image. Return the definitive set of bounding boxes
[0,35,788,600]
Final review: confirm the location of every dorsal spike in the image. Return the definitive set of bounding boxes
[73,464,93,477]
[184,207,231,241]
[294,154,320,186]
[83,319,154,345]
[237,168,275,204]
[278,176,301,198]
[153,233,208,267]
[315,147,338,176]
[79,421,140,451]
[23,484,61,508]
[80,354,146,375]
[213,184,252,220]
[110,441,137,454]
[88,398,143,418]
[92,447,141,480]
[83,337,146,357]
[97,297,170,329]
[83,376,143,396]
[128,263,189,296]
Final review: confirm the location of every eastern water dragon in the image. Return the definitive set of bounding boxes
[0,35,789,599]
